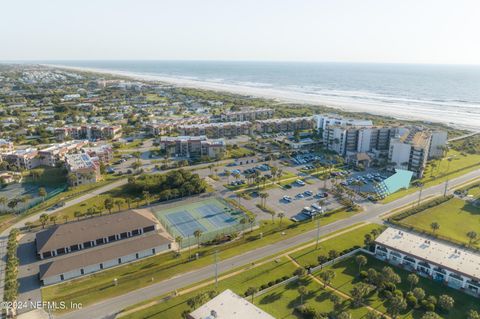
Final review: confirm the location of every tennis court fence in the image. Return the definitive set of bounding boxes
[157,214,257,248]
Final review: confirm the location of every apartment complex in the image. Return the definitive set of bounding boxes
[147,116,210,136]
[159,136,226,159]
[37,140,88,167]
[375,227,480,297]
[178,121,252,138]
[324,126,398,157]
[55,124,122,141]
[64,153,101,186]
[0,139,14,154]
[218,107,274,122]
[37,210,172,285]
[314,114,447,177]
[83,144,114,163]
[1,148,39,170]
[388,128,432,178]
[428,131,448,159]
[255,117,315,133]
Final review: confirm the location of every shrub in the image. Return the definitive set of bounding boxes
[390,195,453,221]
[359,270,368,279]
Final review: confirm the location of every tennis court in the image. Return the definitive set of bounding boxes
[151,198,249,247]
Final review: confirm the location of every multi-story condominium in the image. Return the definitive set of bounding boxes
[55,124,122,141]
[388,128,431,178]
[314,114,373,140]
[65,153,101,186]
[428,131,448,159]
[147,116,210,136]
[374,227,480,297]
[325,126,398,157]
[217,107,274,122]
[83,145,114,163]
[3,148,39,170]
[38,140,88,167]
[255,117,315,133]
[178,121,252,138]
[0,139,14,154]
[159,136,226,159]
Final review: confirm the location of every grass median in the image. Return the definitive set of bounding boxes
[42,207,359,311]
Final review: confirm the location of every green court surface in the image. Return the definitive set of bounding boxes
[151,198,248,247]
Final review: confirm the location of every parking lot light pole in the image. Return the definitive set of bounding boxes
[315,217,321,249]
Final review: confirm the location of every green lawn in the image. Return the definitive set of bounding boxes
[320,254,480,319]
[121,225,385,319]
[290,223,384,267]
[400,197,480,247]
[106,257,297,319]
[226,146,255,158]
[382,150,480,203]
[41,209,361,311]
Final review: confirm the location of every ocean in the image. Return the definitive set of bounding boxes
[47,61,480,130]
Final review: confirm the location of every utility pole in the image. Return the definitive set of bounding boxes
[315,217,321,249]
[443,156,454,197]
[214,250,219,290]
[417,183,423,206]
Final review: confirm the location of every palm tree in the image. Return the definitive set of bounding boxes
[142,190,151,206]
[114,199,124,212]
[126,198,132,209]
[248,215,256,232]
[39,213,49,228]
[74,211,82,221]
[277,212,285,227]
[193,230,203,252]
[175,236,183,254]
[259,192,268,208]
[430,222,440,235]
[50,215,58,225]
[298,285,308,305]
[467,231,477,246]
[62,215,68,224]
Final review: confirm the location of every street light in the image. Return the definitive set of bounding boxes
[443,155,456,196]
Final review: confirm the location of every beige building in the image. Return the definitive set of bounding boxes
[37,210,172,285]
[64,153,101,186]
[188,289,275,319]
[159,136,226,159]
[375,227,480,297]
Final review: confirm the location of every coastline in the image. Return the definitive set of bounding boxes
[46,64,480,131]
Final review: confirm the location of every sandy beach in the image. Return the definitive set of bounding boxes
[48,64,480,132]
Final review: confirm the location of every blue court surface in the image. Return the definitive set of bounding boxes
[152,198,246,239]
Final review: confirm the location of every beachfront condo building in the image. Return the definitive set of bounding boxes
[178,121,253,138]
[255,117,315,133]
[217,107,274,122]
[388,128,431,178]
[158,136,226,159]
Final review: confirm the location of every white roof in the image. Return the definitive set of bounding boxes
[376,227,480,280]
[189,289,274,319]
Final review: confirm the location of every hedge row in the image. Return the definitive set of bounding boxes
[245,275,291,296]
[390,195,453,222]
[4,228,19,302]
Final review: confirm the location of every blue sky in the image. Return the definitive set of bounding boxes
[1,0,479,64]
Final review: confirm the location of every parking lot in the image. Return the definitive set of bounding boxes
[241,175,343,221]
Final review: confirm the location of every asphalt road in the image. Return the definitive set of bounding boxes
[57,168,480,319]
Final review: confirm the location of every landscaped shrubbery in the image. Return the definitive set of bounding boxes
[126,169,207,199]
[390,195,453,222]
[4,228,19,302]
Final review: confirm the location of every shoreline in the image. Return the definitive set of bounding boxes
[46,64,480,132]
